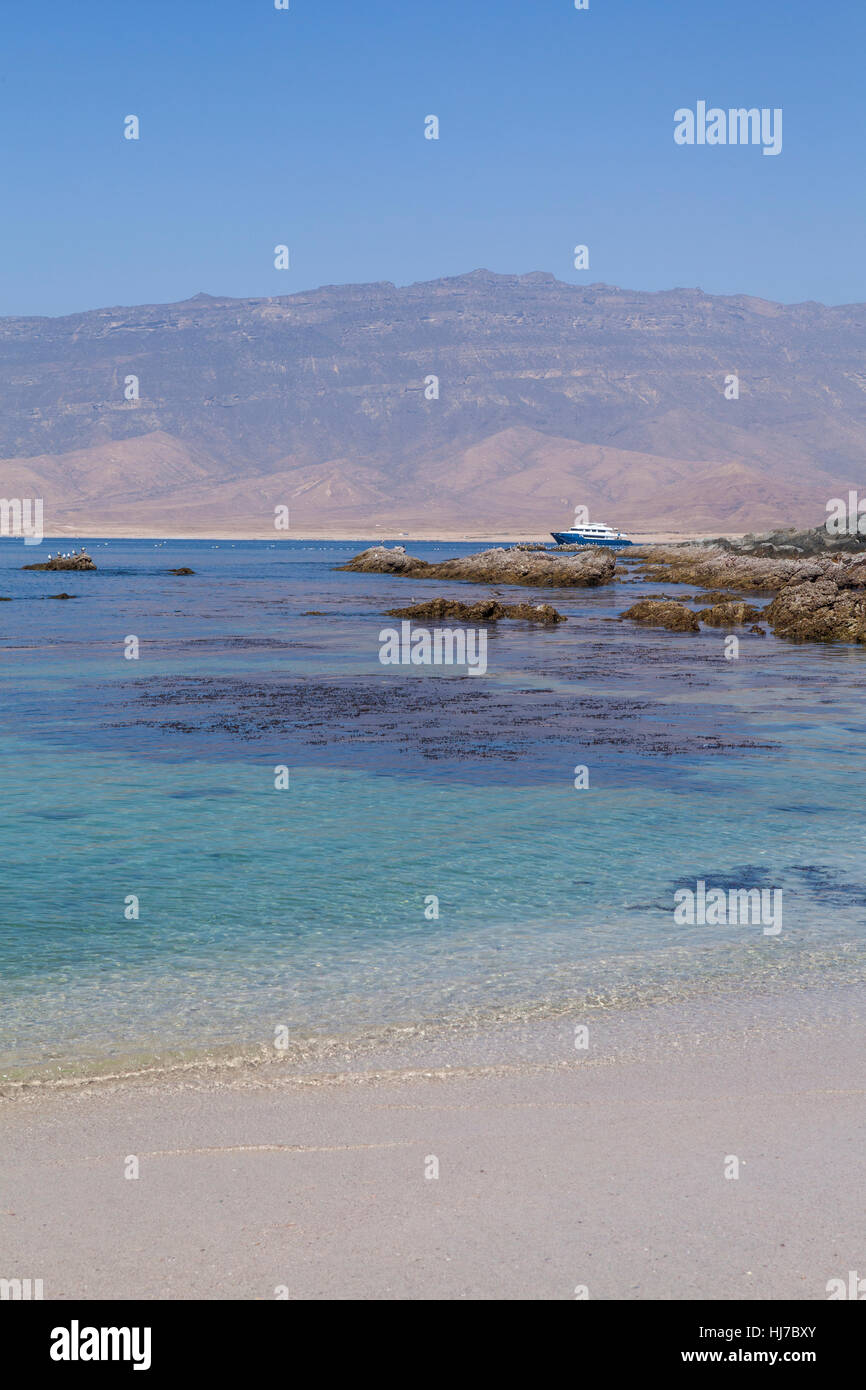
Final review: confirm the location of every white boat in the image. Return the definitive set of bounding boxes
[550,522,633,547]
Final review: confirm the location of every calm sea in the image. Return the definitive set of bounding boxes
[1,537,864,1080]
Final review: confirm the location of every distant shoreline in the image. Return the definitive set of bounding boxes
[1,530,741,545]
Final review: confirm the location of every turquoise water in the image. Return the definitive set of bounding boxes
[1,537,865,1079]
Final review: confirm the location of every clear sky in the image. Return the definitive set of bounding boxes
[1,0,863,316]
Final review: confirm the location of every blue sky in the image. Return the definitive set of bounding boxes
[1,0,863,315]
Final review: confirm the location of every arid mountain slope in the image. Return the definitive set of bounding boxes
[1,272,863,535]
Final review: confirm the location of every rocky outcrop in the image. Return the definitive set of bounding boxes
[340,545,615,588]
[764,565,866,642]
[341,545,418,576]
[709,524,866,558]
[695,600,764,627]
[621,594,764,632]
[620,600,700,632]
[22,550,95,572]
[633,546,866,641]
[385,598,566,624]
[168,567,195,575]
[635,545,830,593]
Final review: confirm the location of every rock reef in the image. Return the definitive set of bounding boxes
[764,563,866,642]
[22,549,96,572]
[634,545,817,593]
[694,600,763,627]
[634,545,866,643]
[339,545,615,588]
[620,600,700,632]
[708,524,866,558]
[385,598,566,624]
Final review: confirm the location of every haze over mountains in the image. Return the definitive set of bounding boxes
[1,269,864,537]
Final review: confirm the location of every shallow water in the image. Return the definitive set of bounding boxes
[1,536,864,1080]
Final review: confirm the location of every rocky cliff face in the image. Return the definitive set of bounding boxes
[2,271,866,534]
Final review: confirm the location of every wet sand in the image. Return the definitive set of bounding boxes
[2,984,863,1300]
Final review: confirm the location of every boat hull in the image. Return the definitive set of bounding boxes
[550,532,633,547]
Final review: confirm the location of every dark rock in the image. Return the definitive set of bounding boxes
[708,524,866,558]
[638,593,697,603]
[640,545,866,642]
[385,598,566,624]
[168,567,195,575]
[836,556,866,589]
[695,600,763,627]
[692,590,752,604]
[45,592,75,599]
[340,546,419,576]
[340,544,615,588]
[636,545,830,593]
[620,600,700,632]
[764,572,866,643]
[22,549,95,572]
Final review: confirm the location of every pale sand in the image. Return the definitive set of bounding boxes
[1,984,863,1300]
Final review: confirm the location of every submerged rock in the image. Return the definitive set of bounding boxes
[168,567,195,576]
[692,590,753,605]
[620,599,700,632]
[46,592,75,600]
[385,598,566,624]
[340,544,615,588]
[22,549,96,572]
[638,593,698,603]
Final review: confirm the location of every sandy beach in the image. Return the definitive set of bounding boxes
[2,984,863,1301]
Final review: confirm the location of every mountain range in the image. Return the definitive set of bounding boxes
[1,269,864,537]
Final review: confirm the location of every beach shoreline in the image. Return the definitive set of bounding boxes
[2,981,863,1300]
[15,529,740,546]
[2,534,863,1301]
